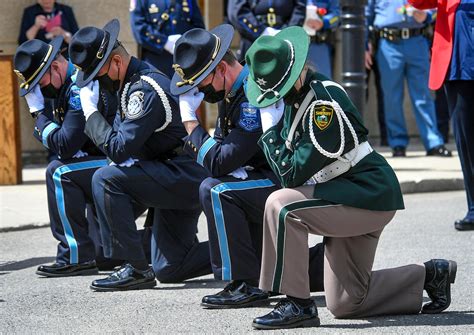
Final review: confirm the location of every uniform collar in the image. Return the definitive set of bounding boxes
[123,56,142,84]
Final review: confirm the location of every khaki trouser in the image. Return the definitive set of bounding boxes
[259,186,425,318]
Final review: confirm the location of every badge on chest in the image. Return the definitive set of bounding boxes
[238,102,261,132]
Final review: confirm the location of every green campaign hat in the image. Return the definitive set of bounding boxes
[245,26,310,108]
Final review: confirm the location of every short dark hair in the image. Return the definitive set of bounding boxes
[222,49,237,66]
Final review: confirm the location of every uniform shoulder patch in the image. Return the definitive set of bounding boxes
[313,104,334,131]
[238,102,261,132]
[126,90,145,120]
[68,84,82,110]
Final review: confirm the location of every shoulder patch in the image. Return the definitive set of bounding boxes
[313,104,334,131]
[238,102,261,132]
[126,91,145,120]
[68,85,82,110]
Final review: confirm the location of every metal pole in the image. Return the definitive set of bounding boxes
[340,0,367,115]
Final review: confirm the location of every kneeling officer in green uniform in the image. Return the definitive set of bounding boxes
[244,26,458,330]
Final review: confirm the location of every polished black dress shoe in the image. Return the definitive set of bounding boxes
[90,263,156,292]
[454,218,474,231]
[426,145,452,157]
[201,281,269,308]
[392,146,406,157]
[252,298,320,330]
[422,259,457,314]
[36,261,98,277]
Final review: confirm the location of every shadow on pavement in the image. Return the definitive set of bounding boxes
[154,279,227,290]
[321,311,474,328]
[0,257,55,272]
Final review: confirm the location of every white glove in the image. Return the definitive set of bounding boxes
[164,34,182,54]
[79,80,99,121]
[179,87,204,122]
[261,27,280,37]
[110,157,136,167]
[25,85,45,114]
[259,99,285,132]
[72,150,88,159]
[228,167,248,180]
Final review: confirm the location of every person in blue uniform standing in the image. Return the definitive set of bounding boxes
[366,0,451,157]
[19,0,79,48]
[303,0,340,79]
[129,0,205,77]
[227,0,306,61]
[13,36,118,277]
[170,24,325,308]
[69,19,211,291]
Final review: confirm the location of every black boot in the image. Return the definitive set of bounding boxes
[201,280,268,308]
[454,218,474,231]
[252,298,320,330]
[36,261,98,277]
[90,263,156,292]
[422,259,457,314]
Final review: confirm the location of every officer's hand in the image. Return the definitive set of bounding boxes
[261,27,280,37]
[179,87,204,122]
[228,167,249,180]
[25,85,45,116]
[306,18,324,31]
[164,34,182,55]
[34,15,47,29]
[79,80,99,121]
[413,10,428,23]
[260,99,285,132]
[72,150,88,159]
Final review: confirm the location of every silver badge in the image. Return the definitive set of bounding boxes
[126,91,145,120]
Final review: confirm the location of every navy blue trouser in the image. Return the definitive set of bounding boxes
[445,80,474,221]
[92,163,211,282]
[45,156,108,264]
[200,171,325,291]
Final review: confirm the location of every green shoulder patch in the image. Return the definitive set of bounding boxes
[313,105,333,131]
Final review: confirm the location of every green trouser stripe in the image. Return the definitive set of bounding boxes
[272,198,336,293]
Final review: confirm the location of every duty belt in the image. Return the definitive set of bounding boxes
[377,27,427,42]
[310,30,332,43]
[304,141,373,185]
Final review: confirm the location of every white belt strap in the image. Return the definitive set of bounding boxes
[305,141,373,185]
[285,89,315,150]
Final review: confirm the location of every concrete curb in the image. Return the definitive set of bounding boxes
[400,178,465,194]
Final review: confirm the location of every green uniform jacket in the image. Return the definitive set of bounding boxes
[258,72,404,211]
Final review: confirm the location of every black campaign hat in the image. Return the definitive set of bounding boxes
[69,19,120,88]
[14,36,63,97]
[170,24,234,95]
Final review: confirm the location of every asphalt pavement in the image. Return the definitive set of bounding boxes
[1,191,473,334]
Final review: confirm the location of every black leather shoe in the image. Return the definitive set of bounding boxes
[252,298,320,330]
[422,259,457,314]
[36,261,98,277]
[90,263,156,292]
[392,146,406,157]
[454,218,474,231]
[201,281,269,308]
[426,145,452,157]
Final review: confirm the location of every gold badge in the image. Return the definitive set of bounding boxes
[313,105,334,131]
[149,4,159,13]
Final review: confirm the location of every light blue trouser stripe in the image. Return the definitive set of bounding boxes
[197,137,217,166]
[53,159,108,264]
[42,122,60,148]
[210,178,275,280]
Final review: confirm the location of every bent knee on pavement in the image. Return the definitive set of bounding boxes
[326,293,368,319]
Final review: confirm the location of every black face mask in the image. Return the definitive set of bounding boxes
[41,69,61,99]
[98,61,121,93]
[200,71,226,103]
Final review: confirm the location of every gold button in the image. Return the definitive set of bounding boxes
[146,32,150,36]
[172,19,177,25]
[193,147,197,152]
[248,23,253,28]
[170,7,175,12]
[157,39,161,43]
[254,29,258,33]
[243,18,248,23]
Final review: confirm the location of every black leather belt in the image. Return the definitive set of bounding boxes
[310,31,331,43]
[377,27,427,42]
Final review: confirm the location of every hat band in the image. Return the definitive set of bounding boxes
[256,40,295,103]
[173,34,221,88]
[15,44,53,90]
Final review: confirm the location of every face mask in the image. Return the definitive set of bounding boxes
[200,71,226,103]
[98,60,121,93]
[41,69,61,99]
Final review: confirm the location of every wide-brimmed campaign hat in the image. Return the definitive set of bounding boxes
[69,19,120,88]
[170,24,234,96]
[14,36,63,96]
[245,26,310,108]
